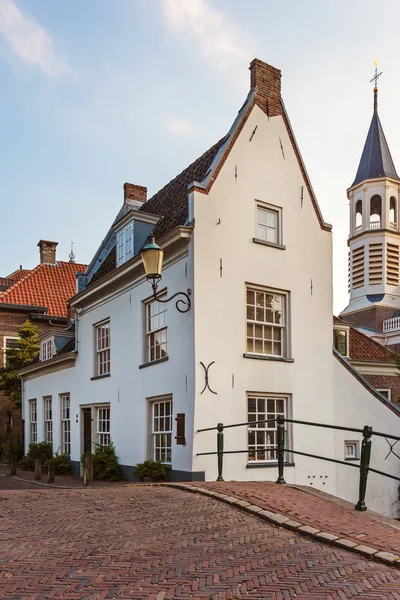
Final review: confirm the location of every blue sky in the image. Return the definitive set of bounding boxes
[1,0,400,312]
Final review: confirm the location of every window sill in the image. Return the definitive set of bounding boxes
[139,356,169,369]
[243,353,294,363]
[90,374,111,381]
[246,462,295,469]
[345,457,359,462]
[253,238,286,250]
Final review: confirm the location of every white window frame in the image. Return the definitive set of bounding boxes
[95,320,111,376]
[246,286,288,358]
[151,398,173,464]
[247,394,288,463]
[60,394,71,455]
[30,400,37,444]
[2,336,19,367]
[43,396,53,446]
[41,339,53,362]
[255,201,282,245]
[116,222,134,267]
[333,326,349,357]
[145,299,167,363]
[97,406,111,446]
[344,441,359,461]
[377,389,391,401]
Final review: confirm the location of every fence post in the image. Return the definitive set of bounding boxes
[217,423,224,481]
[355,425,373,511]
[9,453,17,476]
[34,458,41,481]
[47,459,55,484]
[84,455,93,487]
[276,415,286,484]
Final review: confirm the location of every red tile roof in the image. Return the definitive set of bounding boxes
[0,262,87,317]
[349,326,396,363]
[7,268,32,281]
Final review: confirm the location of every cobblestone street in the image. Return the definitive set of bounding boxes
[1,485,400,599]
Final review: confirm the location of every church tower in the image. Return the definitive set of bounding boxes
[341,70,400,343]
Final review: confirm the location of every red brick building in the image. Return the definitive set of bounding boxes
[334,317,400,404]
[0,240,86,443]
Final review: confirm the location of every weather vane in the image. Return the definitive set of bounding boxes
[370,60,382,111]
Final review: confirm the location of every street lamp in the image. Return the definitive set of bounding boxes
[141,235,191,313]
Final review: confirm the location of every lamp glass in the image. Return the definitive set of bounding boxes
[142,246,164,278]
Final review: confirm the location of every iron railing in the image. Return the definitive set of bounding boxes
[197,417,400,511]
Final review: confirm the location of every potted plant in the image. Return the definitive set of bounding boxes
[133,459,169,482]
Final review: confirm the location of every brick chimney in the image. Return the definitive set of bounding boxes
[249,59,282,117]
[123,183,147,204]
[38,240,58,264]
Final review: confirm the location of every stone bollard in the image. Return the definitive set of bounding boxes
[47,460,55,484]
[84,456,93,487]
[34,458,42,481]
[9,454,17,476]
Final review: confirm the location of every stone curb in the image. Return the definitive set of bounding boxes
[0,473,126,491]
[163,483,400,569]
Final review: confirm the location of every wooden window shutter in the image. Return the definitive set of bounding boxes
[175,413,186,445]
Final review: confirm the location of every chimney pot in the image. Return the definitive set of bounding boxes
[123,183,147,204]
[249,58,282,117]
[37,240,58,264]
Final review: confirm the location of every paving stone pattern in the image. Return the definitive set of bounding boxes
[2,487,400,599]
[191,482,400,557]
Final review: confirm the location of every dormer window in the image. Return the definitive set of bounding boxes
[41,339,53,361]
[333,327,349,357]
[117,222,134,267]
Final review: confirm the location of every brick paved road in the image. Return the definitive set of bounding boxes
[1,486,400,599]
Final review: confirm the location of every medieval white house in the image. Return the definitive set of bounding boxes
[20,59,400,517]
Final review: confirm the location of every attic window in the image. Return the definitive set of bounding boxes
[117,222,134,267]
[333,327,349,357]
[41,339,53,361]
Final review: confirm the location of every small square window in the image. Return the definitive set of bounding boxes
[255,202,282,246]
[377,389,391,401]
[344,441,359,461]
[333,328,349,357]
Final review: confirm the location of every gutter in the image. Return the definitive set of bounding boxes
[19,351,77,377]
[0,303,47,313]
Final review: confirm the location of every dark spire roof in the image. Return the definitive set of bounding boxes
[352,89,399,186]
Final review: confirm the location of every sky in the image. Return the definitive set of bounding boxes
[1,0,400,313]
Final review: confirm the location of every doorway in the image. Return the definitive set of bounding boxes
[83,408,92,454]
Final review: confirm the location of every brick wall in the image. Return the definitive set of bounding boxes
[344,306,398,333]
[363,373,400,405]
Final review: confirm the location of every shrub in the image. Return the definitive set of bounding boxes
[133,459,169,482]
[18,456,35,471]
[27,442,53,462]
[81,442,124,482]
[0,439,12,460]
[43,453,72,475]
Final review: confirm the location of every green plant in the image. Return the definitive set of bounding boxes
[18,456,35,471]
[133,459,169,482]
[26,442,53,462]
[0,319,40,408]
[81,442,124,482]
[0,439,12,460]
[43,453,72,475]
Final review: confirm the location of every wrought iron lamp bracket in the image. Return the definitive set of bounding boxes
[150,280,192,313]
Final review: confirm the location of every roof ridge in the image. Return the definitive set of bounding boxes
[0,263,45,302]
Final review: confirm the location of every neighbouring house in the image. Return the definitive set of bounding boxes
[20,59,400,517]
[334,316,400,403]
[0,241,86,443]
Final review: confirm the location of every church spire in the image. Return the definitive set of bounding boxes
[351,63,400,187]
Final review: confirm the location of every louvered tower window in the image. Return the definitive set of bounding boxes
[368,243,383,284]
[387,243,399,285]
[351,246,365,289]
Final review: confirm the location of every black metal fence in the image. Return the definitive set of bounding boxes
[197,417,400,511]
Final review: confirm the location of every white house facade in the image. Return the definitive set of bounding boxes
[20,59,400,517]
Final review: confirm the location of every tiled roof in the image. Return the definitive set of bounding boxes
[349,326,396,363]
[90,246,116,285]
[0,262,87,317]
[7,268,32,281]
[140,137,226,239]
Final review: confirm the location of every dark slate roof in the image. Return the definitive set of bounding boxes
[90,246,116,285]
[139,137,226,238]
[352,109,399,186]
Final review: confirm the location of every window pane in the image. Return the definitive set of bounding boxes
[257,208,267,225]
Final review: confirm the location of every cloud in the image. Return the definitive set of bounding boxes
[0,0,71,77]
[162,0,251,69]
[165,117,193,136]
